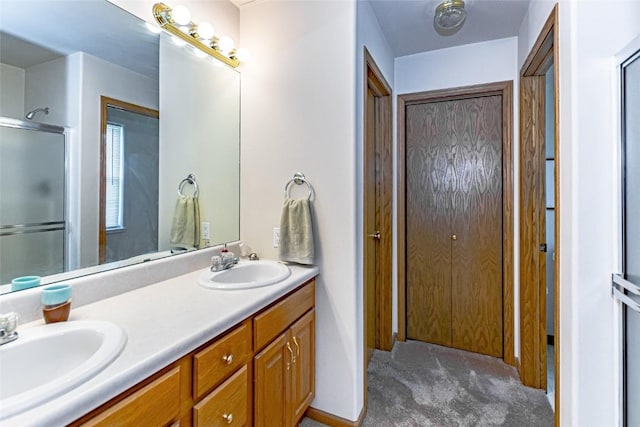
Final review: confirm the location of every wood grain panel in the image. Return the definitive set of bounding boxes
[406,102,453,346]
[364,87,377,362]
[290,310,315,424]
[253,281,314,351]
[519,76,546,387]
[193,365,248,427]
[82,366,181,426]
[377,93,394,352]
[254,333,289,427]
[193,320,252,400]
[450,96,503,357]
[398,81,514,362]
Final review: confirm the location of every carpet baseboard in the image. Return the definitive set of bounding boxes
[304,406,365,427]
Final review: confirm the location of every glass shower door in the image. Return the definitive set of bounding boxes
[0,120,66,286]
[614,48,640,427]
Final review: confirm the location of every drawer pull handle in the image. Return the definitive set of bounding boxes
[286,341,295,365]
[293,336,300,359]
[222,353,234,365]
[222,413,234,424]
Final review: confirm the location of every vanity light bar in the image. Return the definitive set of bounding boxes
[152,3,240,68]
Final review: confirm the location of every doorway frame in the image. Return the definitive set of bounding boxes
[396,81,515,366]
[99,96,159,263]
[518,5,560,424]
[363,48,393,352]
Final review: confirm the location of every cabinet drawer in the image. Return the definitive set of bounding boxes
[254,280,315,351]
[193,365,248,427]
[194,320,252,400]
[82,366,181,426]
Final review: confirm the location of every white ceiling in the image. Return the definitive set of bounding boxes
[368,0,531,57]
[0,0,159,79]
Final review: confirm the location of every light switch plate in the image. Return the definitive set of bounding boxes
[202,222,210,240]
[273,227,280,248]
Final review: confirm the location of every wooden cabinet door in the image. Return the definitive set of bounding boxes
[290,310,315,424]
[254,333,290,427]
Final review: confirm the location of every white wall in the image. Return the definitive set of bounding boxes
[0,63,25,119]
[69,52,158,269]
[394,36,520,356]
[25,57,69,126]
[240,0,361,421]
[355,0,395,417]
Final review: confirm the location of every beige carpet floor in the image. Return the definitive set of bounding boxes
[301,340,553,426]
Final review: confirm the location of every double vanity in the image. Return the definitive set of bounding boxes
[0,253,318,426]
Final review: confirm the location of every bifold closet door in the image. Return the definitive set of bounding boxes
[406,96,503,358]
[406,102,453,347]
[450,96,503,357]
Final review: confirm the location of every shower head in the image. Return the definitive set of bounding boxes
[25,107,49,120]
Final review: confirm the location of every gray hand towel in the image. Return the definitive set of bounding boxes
[279,198,315,265]
[170,195,201,248]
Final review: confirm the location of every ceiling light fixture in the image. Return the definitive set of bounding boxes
[434,0,467,31]
[152,3,246,68]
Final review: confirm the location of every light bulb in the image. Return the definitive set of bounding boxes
[172,5,191,26]
[198,22,215,40]
[218,36,234,54]
[234,48,250,62]
[145,22,162,34]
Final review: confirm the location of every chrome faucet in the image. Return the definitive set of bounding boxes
[0,312,19,345]
[210,251,239,272]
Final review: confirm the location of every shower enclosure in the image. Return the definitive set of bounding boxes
[0,118,66,286]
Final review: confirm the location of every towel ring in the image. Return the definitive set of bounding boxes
[284,172,312,200]
[177,173,199,198]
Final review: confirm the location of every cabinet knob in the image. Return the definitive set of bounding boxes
[222,354,234,365]
[222,413,234,424]
[452,234,457,241]
[368,231,381,240]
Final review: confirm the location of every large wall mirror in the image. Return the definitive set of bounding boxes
[0,0,240,294]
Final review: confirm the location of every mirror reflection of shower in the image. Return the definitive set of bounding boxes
[25,107,49,120]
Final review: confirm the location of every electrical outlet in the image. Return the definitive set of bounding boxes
[202,222,210,240]
[273,227,280,248]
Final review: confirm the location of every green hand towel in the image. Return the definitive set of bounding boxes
[278,198,315,265]
[170,195,200,248]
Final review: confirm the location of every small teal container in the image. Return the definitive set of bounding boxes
[41,284,72,307]
[11,276,41,291]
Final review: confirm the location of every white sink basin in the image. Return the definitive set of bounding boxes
[198,260,291,290]
[0,320,127,419]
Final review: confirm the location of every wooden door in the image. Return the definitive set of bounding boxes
[406,102,453,347]
[254,333,290,427]
[290,310,315,424]
[364,88,378,362]
[520,75,547,386]
[363,50,393,363]
[406,96,503,358]
[450,96,503,357]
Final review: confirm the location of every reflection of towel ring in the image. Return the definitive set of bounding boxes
[178,173,199,197]
[284,172,312,200]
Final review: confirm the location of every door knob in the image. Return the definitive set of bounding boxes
[368,231,381,240]
[452,234,457,241]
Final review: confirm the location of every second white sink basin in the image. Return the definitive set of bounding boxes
[0,320,127,420]
[198,260,291,290]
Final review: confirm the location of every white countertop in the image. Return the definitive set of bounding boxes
[3,262,319,427]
